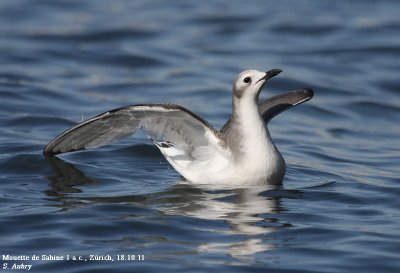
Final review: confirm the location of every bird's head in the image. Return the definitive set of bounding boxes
[233,69,282,100]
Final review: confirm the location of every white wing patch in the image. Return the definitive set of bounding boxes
[139,109,231,178]
[44,104,232,181]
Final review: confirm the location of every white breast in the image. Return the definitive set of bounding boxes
[226,97,285,185]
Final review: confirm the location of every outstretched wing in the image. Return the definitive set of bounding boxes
[259,88,313,122]
[220,88,313,132]
[43,104,224,158]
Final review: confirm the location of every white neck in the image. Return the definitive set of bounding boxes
[233,95,274,154]
[228,95,285,183]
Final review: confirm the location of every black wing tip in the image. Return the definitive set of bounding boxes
[43,142,84,156]
[43,146,60,157]
[302,88,314,99]
[43,150,54,156]
[43,146,87,157]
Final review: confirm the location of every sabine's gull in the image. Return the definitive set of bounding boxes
[44,69,313,185]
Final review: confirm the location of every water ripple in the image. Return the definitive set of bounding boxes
[0,0,400,272]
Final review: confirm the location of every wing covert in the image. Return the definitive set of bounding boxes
[43,104,222,157]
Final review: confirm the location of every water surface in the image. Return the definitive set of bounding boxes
[1,1,399,272]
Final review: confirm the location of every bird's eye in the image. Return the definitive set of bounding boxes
[243,77,251,83]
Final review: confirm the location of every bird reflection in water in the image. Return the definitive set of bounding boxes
[44,156,298,260]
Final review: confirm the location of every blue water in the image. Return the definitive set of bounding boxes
[1,0,400,272]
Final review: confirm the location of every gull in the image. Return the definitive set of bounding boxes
[44,69,313,185]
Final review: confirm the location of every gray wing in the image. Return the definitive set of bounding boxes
[220,88,313,132]
[259,88,313,122]
[43,104,220,156]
